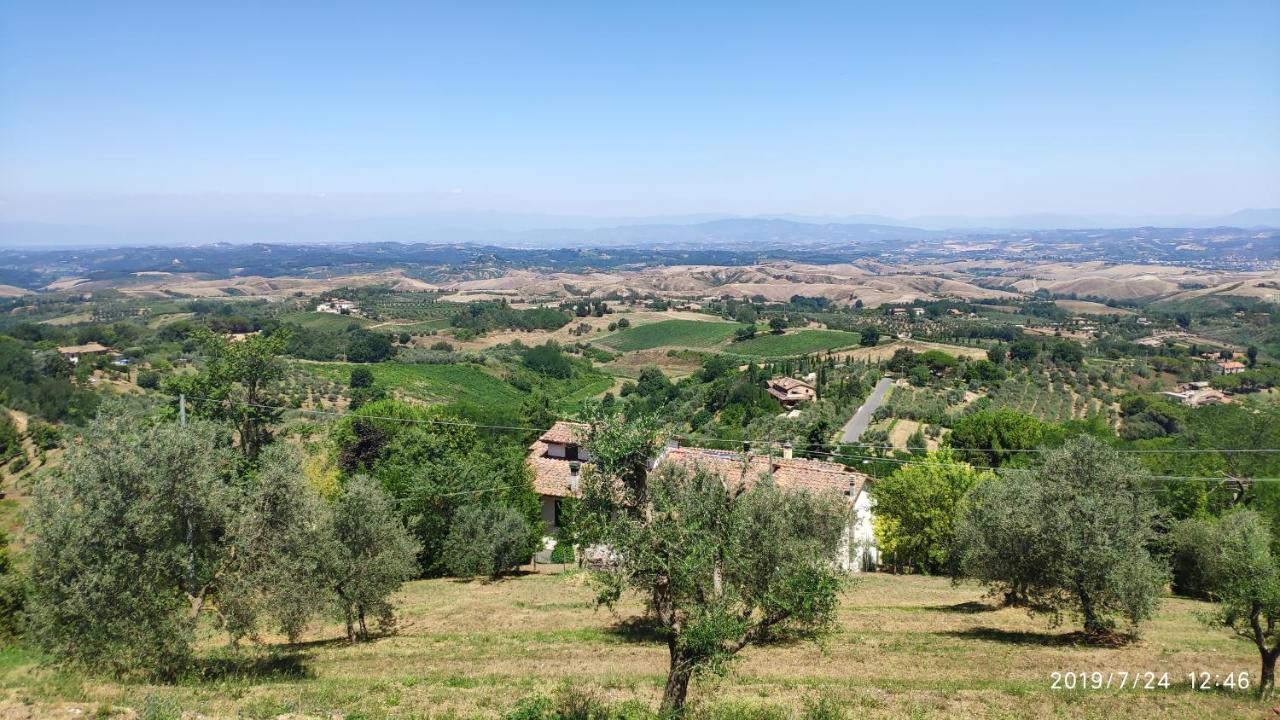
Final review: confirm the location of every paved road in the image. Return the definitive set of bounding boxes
[839,376,894,443]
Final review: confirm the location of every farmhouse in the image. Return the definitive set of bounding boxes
[526,421,878,571]
[1216,360,1246,375]
[57,342,111,364]
[766,377,816,407]
[527,421,591,534]
[316,299,360,315]
[660,444,878,572]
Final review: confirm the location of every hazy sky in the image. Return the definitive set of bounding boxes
[2,1,1278,220]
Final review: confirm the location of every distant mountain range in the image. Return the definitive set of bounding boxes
[0,194,1277,249]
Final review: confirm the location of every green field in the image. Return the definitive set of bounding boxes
[598,319,745,351]
[725,329,862,357]
[308,361,610,416]
[310,362,523,414]
[0,572,1259,718]
[281,311,376,331]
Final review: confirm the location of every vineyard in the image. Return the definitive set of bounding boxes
[725,329,862,358]
[598,319,744,351]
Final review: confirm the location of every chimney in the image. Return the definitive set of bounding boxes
[569,461,581,492]
[742,441,752,455]
[782,442,793,460]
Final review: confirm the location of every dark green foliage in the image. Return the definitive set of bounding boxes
[25,407,351,676]
[523,342,574,379]
[163,329,289,460]
[0,410,18,461]
[136,369,162,390]
[0,336,99,423]
[452,301,570,334]
[443,504,535,578]
[349,367,375,388]
[331,399,540,576]
[0,529,27,641]
[946,409,1046,468]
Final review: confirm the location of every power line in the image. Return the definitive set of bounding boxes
[167,393,1280,482]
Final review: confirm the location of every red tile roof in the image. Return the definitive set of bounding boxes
[661,447,870,500]
[769,377,813,391]
[538,420,589,446]
[527,440,584,498]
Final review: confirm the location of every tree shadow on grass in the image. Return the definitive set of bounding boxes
[603,615,668,644]
[941,626,1135,648]
[449,569,540,585]
[928,601,1000,614]
[192,651,314,682]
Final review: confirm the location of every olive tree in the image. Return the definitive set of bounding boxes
[952,436,1166,636]
[1184,511,1280,695]
[583,413,847,714]
[328,475,420,642]
[26,406,338,676]
[442,503,535,578]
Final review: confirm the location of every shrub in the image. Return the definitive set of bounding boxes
[443,504,534,578]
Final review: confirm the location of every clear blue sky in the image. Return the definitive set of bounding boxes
[1,1,1278,219]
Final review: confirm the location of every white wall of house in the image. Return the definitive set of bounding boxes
[837,491,878,572]
[544,443,592,461]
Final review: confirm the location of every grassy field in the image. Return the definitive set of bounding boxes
[281,311,376,331]
[598,320,745,352]
[0,572,1261,718]
[309,362,524,415]
[725,330,862,358]
[307,361,611,417]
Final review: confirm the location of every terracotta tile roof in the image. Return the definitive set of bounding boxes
[1218,361,1246,370]
[538,421,589,446]
[660,447,870,500]
[769,377,813,391]
[527,440,584,498]
[57,342,110,354]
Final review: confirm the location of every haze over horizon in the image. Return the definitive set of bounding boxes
[2,1,1279,244]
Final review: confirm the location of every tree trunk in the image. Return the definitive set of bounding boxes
[345,607,356,644]
[660,643,693,716]
[358,606,368,640]
[1254,640,1274,691]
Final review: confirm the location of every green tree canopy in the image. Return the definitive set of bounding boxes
[871,450,992,574]
[953,436,1167,636]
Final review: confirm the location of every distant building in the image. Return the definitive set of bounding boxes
[316,299,360,315]
[766,377,817,407]
[1216,360,1246,375]
[57,342,111,364]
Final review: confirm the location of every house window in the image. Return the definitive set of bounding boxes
[565,444,579,461]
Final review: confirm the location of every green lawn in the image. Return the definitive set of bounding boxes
[724,329,862,357]
[598,320,745,352]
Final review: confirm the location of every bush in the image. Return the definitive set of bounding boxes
[136,369,162,389]
[30,421,62,450]
[443,504,535,578]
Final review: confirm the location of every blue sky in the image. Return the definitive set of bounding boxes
[1,1,1278,220]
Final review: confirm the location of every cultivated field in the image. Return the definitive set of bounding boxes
[598,319,745,352]
[724,330,863,358]
[0,572,1260,719]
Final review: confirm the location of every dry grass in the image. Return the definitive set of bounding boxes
[0,572,1266,718]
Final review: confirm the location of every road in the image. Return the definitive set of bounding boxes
[839,376,894,443]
